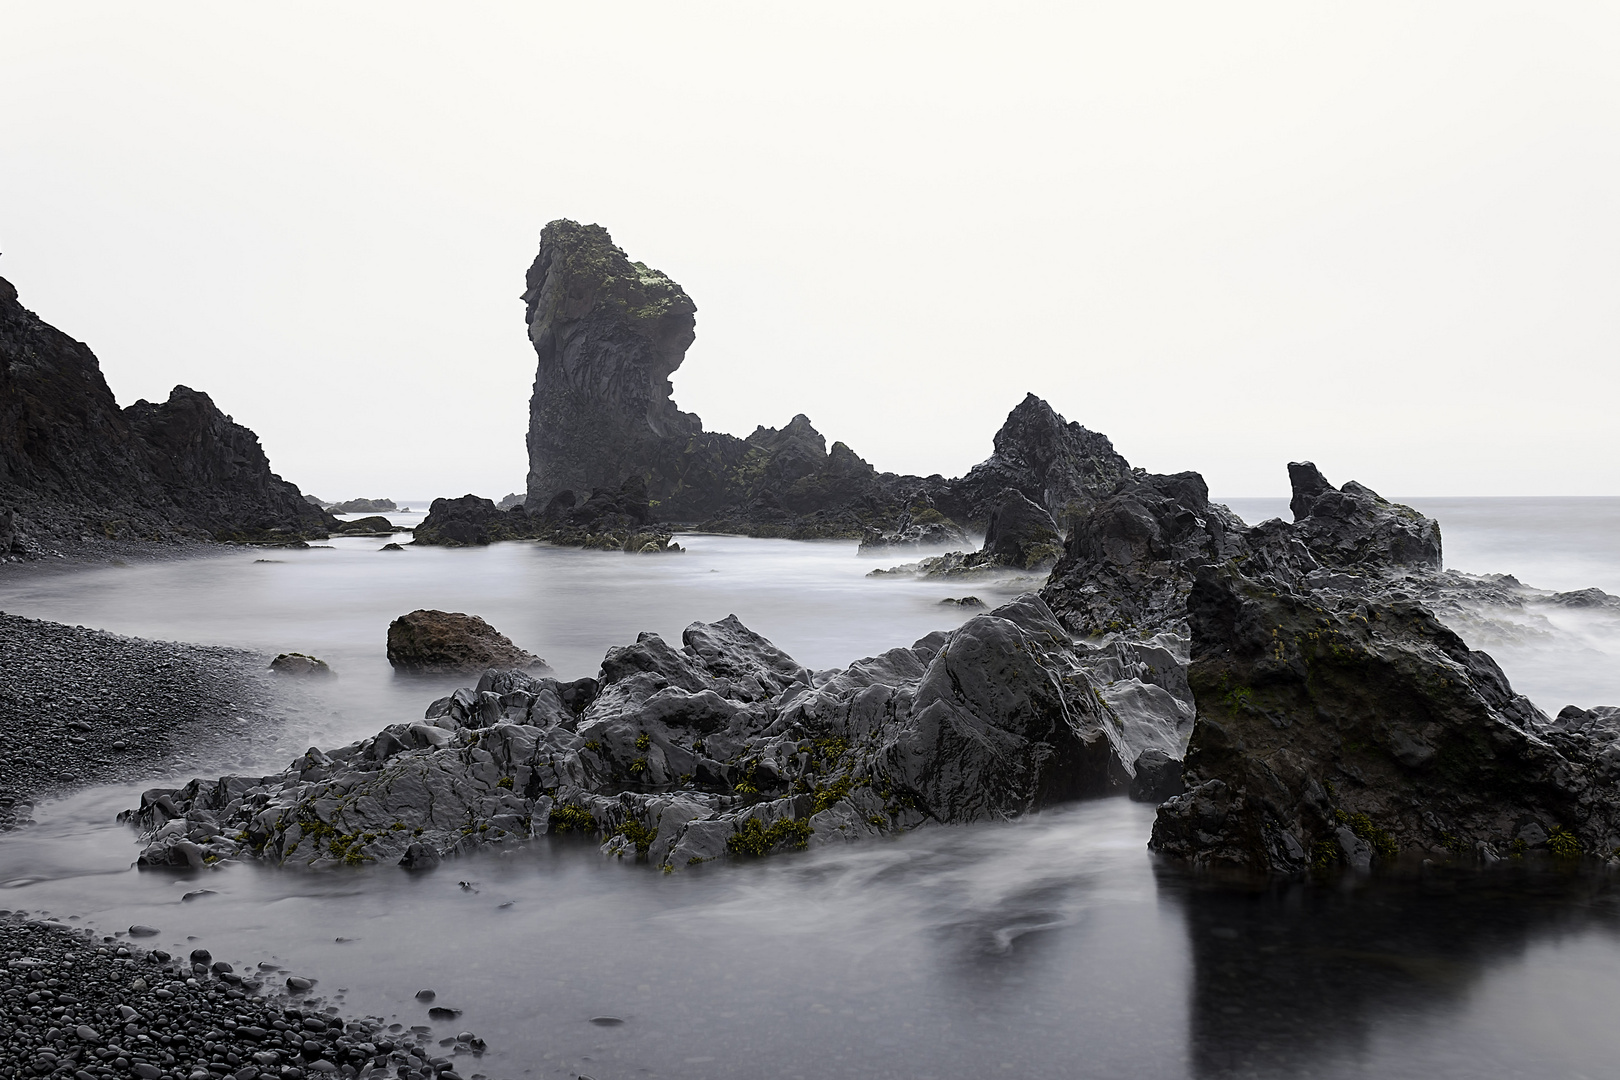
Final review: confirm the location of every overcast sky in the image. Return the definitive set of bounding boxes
[2,3,1616,501]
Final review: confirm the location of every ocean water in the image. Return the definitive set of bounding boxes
[1,499,1619,1079]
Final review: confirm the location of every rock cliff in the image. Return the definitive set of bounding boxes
[0,276,332,549]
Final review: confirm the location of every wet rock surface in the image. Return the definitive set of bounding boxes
[0,912,481,1080]
[127,595,1192,872]
[0,612,276,831]
[384,611,547,675]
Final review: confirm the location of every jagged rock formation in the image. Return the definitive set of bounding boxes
[385,610,548,674]
[939,392,1133,524]
[1042,470,1247,635]
[0,277,332,548]
[1034,454,1620,874]
[484,220,1129,548]
[1150,564,1618,873]
[126,595,1193,871]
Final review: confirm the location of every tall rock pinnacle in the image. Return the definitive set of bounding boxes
[522,221,701,507]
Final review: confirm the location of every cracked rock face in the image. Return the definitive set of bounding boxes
[125,596,1192,872]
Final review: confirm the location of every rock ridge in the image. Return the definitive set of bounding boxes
[0,276,333,552]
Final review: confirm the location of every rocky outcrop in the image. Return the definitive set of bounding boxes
[0,276,333,547]
[126,595,1192,871]
[1042,470,1246,636]
[515,221,1132,543]
[980,488,1062,570]
[1025,456,1620,875]
[856,509,967,554]
[1149,566,1619,874]
[330,497,395,514]
[939,392,1132,524]
[1285,461,1442,571]
[413,479,680,553]
[385,610,548,674]
[333,515,396,536]
[410,495,525,547]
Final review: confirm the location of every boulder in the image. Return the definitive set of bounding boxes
[270,653,334,677]
[386,610,548,674]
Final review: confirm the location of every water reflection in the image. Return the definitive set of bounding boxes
[1158,862,1620,1079]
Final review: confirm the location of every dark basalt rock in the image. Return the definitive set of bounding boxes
[939,391,1132,525]
[414,477,680,552]
[411,494,526,547]
[1128,748,1185,803]
[873,489,1070,580]
[385,609,548,674]
[1042,470,1246,635]
[857,509,967,554]
[127,595,1190,871]
[330,497,396,514]
[1285,461,1441,571]
[980,488,1062,570]
[334,514,396,535]
[0,276,333,548]
[516,220,1135,542]
[270,652,333,677]
[1542,587,1620,610]
[1149,566,1618,874]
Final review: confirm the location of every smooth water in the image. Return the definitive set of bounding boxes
[2,501,1620,1079]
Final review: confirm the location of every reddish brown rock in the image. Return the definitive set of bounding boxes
[386,610,548,674]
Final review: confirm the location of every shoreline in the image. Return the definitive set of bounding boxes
[0,610,280,832]
[0,910,483,1080]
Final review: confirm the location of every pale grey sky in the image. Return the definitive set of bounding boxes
[2,3,1616,501]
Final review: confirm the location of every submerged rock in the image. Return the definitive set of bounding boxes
[385,610,548,674]
[125,596,1191,872]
